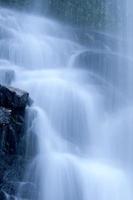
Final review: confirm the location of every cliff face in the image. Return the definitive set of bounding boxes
[0,84,31,199]
[0,0,120,30]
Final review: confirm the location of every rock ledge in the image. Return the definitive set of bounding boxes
[0,85,32,199]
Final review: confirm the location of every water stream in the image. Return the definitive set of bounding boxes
[0,2,133,200]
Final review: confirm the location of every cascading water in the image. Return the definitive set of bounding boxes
[0,1,133,200]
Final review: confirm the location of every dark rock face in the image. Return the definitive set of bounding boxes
[0,84,32,199]
[0,0,122,30]
[0,85,29,109]
[0,107,11,125]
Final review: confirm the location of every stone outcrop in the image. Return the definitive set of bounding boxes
[0,0,120,30]
[0,84,32,199]
[0,85,29,108]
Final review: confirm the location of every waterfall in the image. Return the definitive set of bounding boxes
[0,1,133,200]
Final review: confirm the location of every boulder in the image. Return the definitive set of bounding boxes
[0,85,32,199]
[0,107,11,125]
[1,182,17,197]
[0,85,30,109]
[0,85,32,155]
[0,190,7,200]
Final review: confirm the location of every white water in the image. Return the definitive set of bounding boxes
[0,4,133,200]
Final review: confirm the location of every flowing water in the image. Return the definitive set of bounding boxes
[0,1,133,200]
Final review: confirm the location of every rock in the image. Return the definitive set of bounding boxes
[0,107,14,154]
[4,156,29,182]
[0,154,10,185]
[0,123,17,155]
[0,190,7,200]
[0,69,15,85]
[0,84,33,199]
[0,85,30,109]
[1,181,37,200]
[1,182,17,196]
[0,190,16,200]
[0,107,11,125]
[0,85,31,154]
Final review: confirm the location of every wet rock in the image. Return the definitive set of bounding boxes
[0,190,16,200]
[0,84,32,199]
[0,85,30,109]
[0,107,11,125]
[0,108,26,155]
[0,154,10,185]
[0,190,7,200]
[0,107,15,154]
[1,182,17,196]
[0,69,15,85]
[4,156,28,182]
